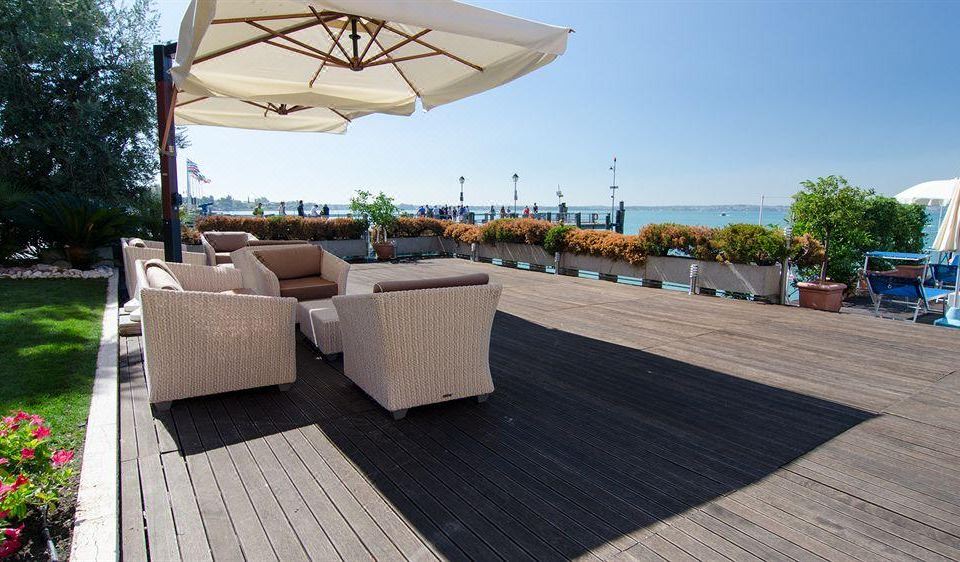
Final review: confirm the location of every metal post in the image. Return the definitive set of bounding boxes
[575,213,582,228]
[153,43,182,262]
[758,194,765,226]
[609,156,618,220]
[554,252,560,275]
[512,173,519,215]
[616,201,625,234]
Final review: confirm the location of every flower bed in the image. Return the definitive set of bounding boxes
[194,215,368,241]
[0,411,74,559]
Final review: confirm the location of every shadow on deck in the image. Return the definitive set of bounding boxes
[133,310,872,561]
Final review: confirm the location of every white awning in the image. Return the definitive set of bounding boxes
[174,92,365,132]
[171,0,571,116]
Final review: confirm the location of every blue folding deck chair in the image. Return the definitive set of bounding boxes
[929,264,958,290]
[865,273,953,322]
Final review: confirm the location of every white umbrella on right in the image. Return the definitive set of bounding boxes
[932,178,960,327]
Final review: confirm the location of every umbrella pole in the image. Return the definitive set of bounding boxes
[153,43,182,263]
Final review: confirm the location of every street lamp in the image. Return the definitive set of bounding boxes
[459,176,465,204]
[512,173,519,215]
[556,185,563,211]
[609,156,618,219]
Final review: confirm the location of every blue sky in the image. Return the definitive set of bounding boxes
[157,1,960,206]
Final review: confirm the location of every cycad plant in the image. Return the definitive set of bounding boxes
[21,192,133,268]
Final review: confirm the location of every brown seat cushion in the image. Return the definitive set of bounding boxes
[204,232,251,252]
[373,273,489,293]
[214,252,233,264]
[254,245,321,280]
[143,260,183,291]
[278,276,338,300]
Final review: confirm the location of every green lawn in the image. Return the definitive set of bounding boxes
[0,279,107,450]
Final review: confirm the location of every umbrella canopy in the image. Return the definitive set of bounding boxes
[895,178,957,206]
[175,91,363,132]
[933,179,960,252]
[171,0,571,116]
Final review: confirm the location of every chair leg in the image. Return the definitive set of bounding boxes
[154,401,172,412]
[278,383,293,391]
[913,299,921,323]
[874,296,882,317]
[391,409,408,420]
[476,394,490,403]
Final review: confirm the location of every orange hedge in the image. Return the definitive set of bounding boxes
[389,217,450,238]
[194,215,367,240]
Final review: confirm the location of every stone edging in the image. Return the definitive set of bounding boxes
[0,264,113,279]
[69,270,119,561]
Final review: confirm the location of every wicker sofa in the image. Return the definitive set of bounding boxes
[332,274,501,419]
[234,244,350,356]
[137,259,297,411]
[200,231,309,266]
[120,238,205,309]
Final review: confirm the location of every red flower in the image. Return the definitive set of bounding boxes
[51,450,73,467]
[29,415,43,426]
[0,458,7,466]
[11,412,28,423]
[0,510,8,520]
[31,426,50,440]
[13,475,28,488]
[0,524,24,558]
[19,449,34,461]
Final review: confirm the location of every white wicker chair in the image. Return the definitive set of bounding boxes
[138,260,297,411]
[332,283,502,419]
[120,238,204,307]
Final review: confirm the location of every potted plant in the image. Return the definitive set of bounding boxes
[791,176,862,312]
[349,190,398,260]
[21,192,132,269]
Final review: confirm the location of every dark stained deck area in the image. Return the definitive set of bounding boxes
[120,258,960,561]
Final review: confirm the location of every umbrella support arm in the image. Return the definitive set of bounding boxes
[154,42,183,263]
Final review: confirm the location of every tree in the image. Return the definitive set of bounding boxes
[791,175,927,287]
[0,0,158,204]
[349,190,398,243]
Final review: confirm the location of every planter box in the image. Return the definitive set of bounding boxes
[393,236,443,256]
[315,239,369,259]
[559,253,645,278]
[477,242,555,267]
[437,237,472,256]
[646,255,782,297]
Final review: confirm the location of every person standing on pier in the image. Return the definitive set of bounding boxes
[297,200,305,216]
[278,201,286,215]
[322,203,330,217]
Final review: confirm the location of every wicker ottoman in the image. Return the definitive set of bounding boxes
[297,298,342,355]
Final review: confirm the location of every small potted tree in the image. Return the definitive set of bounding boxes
[350,190,398,260]
[791,175,863,312]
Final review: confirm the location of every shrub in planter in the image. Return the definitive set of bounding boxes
[637,223,716,260]
[443,222,482,244]
[543,224,576,254]
[0,411,74,559]
[711,224,789,266]
[389,217,449,238]
[480,218,552,245]
[563,229,647,265]
[194,215,367,241]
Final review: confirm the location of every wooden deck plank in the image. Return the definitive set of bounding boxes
[117,258,960,562]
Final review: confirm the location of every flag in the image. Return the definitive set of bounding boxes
[186,159,212,183]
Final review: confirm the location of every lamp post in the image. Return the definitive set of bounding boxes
[556,185,563,209]
[609,156,618,220]
[459,176,465,204]
[512,173,519,215]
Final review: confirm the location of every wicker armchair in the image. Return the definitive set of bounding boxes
[138,260,297,411]
[236,244,350,299]
[200,231,258,266]
[120,238,205,308]
[332,283,502,419]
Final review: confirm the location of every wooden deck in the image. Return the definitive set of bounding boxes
[120,258,960,561]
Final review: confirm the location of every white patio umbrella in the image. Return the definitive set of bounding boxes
[932,178,960,310]
[171,0,571,116]
[175,91,364,132]
[895,178,957,206]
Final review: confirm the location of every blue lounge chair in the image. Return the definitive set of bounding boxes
[865,273,952,322]
[929,264,958,290]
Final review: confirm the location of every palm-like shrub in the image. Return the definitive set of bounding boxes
[20,192,132,268]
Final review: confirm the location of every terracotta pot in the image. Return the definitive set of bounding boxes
[372,241,396,261]
[64,245,93,269]
[797,281,847,312]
